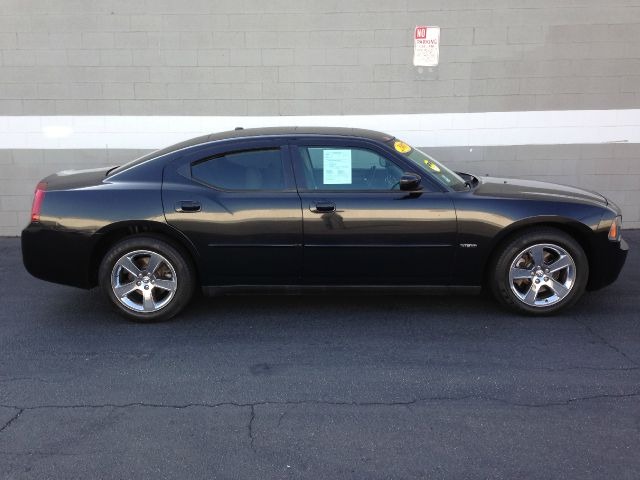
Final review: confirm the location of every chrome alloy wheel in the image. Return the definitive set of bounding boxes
[508,243,576,308]
[110,250,178,313]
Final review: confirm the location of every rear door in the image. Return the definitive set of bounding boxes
[291,138,457,285]
[162,139,303,286]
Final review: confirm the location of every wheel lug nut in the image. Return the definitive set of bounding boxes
[144,285,149,290]
[136,281,141,286]
[544,276,549,281]
[535,279,540,284]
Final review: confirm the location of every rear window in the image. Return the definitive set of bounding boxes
[191,149,285,191]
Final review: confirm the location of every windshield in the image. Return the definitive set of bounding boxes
[387,139,468,191]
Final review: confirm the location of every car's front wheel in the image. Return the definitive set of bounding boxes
[98,236,195,322]
[491,228,588,315]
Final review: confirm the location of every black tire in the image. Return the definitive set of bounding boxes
[490,228,588,315]
[98,235,196,322]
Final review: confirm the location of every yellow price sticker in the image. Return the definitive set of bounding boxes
[394,141,412,154]
[424,159,441,172]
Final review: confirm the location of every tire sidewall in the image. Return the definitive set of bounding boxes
[491,229,589,315]
[98,235,195,322]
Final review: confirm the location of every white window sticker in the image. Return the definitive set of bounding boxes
[322,149,352,184]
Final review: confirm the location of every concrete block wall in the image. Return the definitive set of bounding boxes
[1,0,640,235]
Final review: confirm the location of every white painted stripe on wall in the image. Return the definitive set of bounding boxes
[1,109,640,149]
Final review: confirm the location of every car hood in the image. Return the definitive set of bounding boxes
[472,176,608,207]
[43,166,114,190]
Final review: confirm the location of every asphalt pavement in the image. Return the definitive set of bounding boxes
[0,231,639,479]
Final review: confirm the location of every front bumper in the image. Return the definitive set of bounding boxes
[586,235,629,291]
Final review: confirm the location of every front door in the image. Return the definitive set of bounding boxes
[291,140,457,285]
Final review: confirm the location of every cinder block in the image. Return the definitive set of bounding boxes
[130,15,163,31]
[180,32,213,49]
[474,27,507,45]
[212,31,245,48]
[163,50,198,67]
[198,83,231,99]
[0,211,18,227]
[197,49,230,67]
[84,99,119,114]
[132,50,165,66]
[2,50,36,66]
[168,83,199,99]
[247,99,279,115]
[0,15,31,33]
[279,99,310,115]
[0,150,12,165]
[147,32,180,49]
[0,83,37,99]
[212,99,248,115]
[506,25,544,45]
[231,83,262,100]
[100,49,133,66]
[114,32,149,49]
[81,32,114,49]
[310,99,342,115]
[294,48,326,66]
[262,49,294,66]
[228,49,261,66]
[245,66,278,83]
[134,83,167,99]
[357,47,390,65]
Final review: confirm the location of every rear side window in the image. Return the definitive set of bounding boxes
[191,149,285,191]
[298,146,405,190]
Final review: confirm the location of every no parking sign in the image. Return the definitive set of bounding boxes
[413,26,440,67]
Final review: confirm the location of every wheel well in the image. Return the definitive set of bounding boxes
[89,222,200,287]
[482,222,594,289]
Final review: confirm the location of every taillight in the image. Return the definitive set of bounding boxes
[31,182,47,222]
[608,216,622,242]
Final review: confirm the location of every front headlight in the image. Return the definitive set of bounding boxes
[608,216,622,242]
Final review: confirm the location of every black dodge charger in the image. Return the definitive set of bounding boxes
[22,127,628,322]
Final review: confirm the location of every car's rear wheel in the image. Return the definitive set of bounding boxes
[98,236,195,322]
[490,228,588,315]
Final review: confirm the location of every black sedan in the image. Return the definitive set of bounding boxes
[22,127,628,322]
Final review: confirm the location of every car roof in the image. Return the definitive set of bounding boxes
[205,126,395,143]
[108,127,396,177]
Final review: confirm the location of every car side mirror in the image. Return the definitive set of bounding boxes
[399,173,422,191]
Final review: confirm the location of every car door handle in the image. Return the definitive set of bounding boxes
[310,201,336,213]
[175,201,201,212]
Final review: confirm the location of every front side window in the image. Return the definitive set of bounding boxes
[387,139,467,191]
[298,146,405,190]
[191,149,285,191]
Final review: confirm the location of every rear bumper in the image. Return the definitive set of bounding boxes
[22,223,96,289]
[587,235,629,291]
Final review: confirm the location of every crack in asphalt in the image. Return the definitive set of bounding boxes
[1,393,639,455]
[578,320,639,367]
[0,377,53,384]
[1,391,639,415]
[0,408,23,435]
[248,405,256,451]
